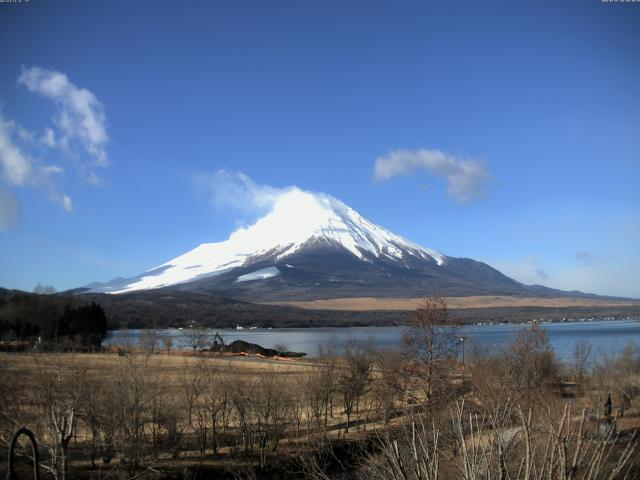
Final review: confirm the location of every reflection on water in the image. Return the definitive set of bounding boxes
[105,318,640,362]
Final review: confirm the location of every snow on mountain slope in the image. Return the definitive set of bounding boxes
[236,267,281,283]
[95,189,446,294]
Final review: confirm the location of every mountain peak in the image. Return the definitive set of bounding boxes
[89,190,446,294]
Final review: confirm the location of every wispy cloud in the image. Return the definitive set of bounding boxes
[576,251,596,266]
[0,112,73,212]
[0,115,33,186]
[195,169,294,214]
[18,66,109,183]
[492,256,551,285]
[0,188,21,231]
[374,148,492,203]
[0,67,108,228]
[492,254,640,298]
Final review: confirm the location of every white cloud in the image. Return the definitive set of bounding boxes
[0,188,21,231]
[61,194,73,212]
[42,165,64,175]
[0,66,109,229]
[0,115,33,186]
[195,169,294,214]
[18,66,109,180]
[0,112,72,217]
[41,127,57,148]
[374,148,492,203]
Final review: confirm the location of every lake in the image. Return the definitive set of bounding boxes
[105,317,640,362]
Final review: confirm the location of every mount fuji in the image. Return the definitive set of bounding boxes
[83,189,575,301]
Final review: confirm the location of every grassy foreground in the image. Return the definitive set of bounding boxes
[1,317,639,479]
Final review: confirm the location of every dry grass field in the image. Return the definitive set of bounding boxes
[1,351,318,409]
[270,295,640,311]
[2,320,639,479]
[0,350,314,372]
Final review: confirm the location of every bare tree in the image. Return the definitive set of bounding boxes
[33,283,57,295]
[185,325,209,352]
[112,353,152,473]
[80,375,105,469]
[404,296,459,405]
[372,348,407,424]
[592,342,640,419]
[97,384,120,465]
[181,357,209,456]
[367,399,639,480]
[33,355,87,480]
[338,345,372,433]
[0,358,25,447]
[289,376,306,441]
[227,375,256,456]
[305,348,338,440]
[254,372,291,466]
[363,414,441,480]
[156,403,184,459]
[507,323,559,401]
[203,364,230,454]
[469,347,523,473]
[140,329,160,354]
[161,335,174,354]
[571,339,593,385]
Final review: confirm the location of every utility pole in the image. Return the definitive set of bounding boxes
[459,336,466,389]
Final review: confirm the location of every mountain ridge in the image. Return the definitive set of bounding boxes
[83,189,606,302]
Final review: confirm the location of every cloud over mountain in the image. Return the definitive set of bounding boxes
[195,169,297,215]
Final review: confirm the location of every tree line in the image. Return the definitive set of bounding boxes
[0,291,107,350]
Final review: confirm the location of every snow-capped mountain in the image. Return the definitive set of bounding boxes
[85,189,548,300]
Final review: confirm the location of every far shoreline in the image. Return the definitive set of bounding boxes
[107,315,640,333]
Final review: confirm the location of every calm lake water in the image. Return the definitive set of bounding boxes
[105,318,640,362]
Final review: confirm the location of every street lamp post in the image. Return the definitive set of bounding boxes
[459,336,466,389]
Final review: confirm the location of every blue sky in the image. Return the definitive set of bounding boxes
[0,0,639,297]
